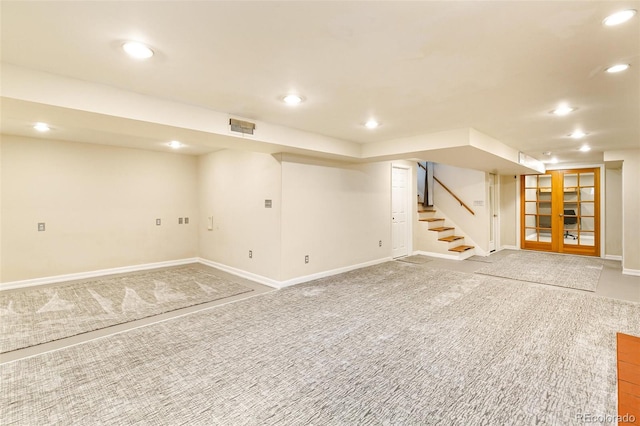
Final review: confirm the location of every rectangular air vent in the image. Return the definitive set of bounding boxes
[229,118,255,135]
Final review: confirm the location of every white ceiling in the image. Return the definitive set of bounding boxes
[1,1,638,167]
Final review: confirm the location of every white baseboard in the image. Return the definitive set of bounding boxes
[622,268,640,277]
[197,258,282,288]
[412,250,461,261]
[500,245,519,251]
[198,257,393,289]
[277,257,392,288]
[1,256,396,292]
[0,258,200,291]
[604,254,623,261]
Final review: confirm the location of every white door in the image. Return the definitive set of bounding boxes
[392,166,409,258]
[489,174,498,252]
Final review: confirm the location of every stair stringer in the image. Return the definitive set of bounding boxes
[414,205,485,260]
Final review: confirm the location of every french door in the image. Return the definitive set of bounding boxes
[521,168,600,256]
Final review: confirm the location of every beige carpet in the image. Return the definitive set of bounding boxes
[2,262,638,424]
[395,255,432,264]
[475,251,603,291]
[0,266,253,353]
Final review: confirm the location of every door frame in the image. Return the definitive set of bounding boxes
[391,164,413,258]
[545,164,605,258]
[520,166,603,257]
[488,173,500,252]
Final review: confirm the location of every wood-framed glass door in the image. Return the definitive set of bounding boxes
[521,168,600,256]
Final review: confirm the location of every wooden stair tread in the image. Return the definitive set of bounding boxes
[449,245,474,252]
[417,209,436,213]
[428,226,454,232]
[439,235,464,242]
[419,218,444,222]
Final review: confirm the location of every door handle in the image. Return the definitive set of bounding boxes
[559,214,564,217]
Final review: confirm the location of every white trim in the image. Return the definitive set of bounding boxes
[277,257,392,288]
[500,245,520,251]
[197,258,282,288]
[472,245,488,257]
[604,254,622,261]
[2,256,396,292]
[198,257,392,289]
[489,173,500,254]
[515,175,522,249]
[412,250,474,261]
[622,268,640,277]
[0,258,199,290]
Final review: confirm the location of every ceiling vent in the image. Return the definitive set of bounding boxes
[229,118,256,135]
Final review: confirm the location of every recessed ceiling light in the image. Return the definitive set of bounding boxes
[569,130,587,139]
[168,141,183,149]
[542,151,552,156]
[606,64,630,73]
[33,122,51,132]
[282,94,303,105]
[364,119,379,129]
[603,9,637,26]
[579,145,591,152]
[550,104,576,116]
[122,41,154,59]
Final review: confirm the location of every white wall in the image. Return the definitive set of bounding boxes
[198,149,282,281]
[605,167,622,258]
[621,151,640,272]
[432,163,489,252]
[0,135,198,283]
[280,155,393,280]
[604,149,640,273]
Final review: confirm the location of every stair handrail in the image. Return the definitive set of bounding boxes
[433,176,475,216]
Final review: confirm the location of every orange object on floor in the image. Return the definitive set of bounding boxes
[617,333,640,425]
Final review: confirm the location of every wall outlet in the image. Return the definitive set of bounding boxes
[265,199,272,208]
[305,255,309,264]
[379,240,382,247]
[38,222,46,232]
[156,219,161,226]
[184,217,189,224]
[178,217,183,224]
[249,250,253,259]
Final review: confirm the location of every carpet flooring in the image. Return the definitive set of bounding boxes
[466,255,496,263]
[2,261,638,425]
[475,251,604,291]
[0,266,252,353]
[395,255,432,265]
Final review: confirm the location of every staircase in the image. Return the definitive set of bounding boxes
[417,203,474,256]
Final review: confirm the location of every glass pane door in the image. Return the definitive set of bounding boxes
[560,170,598,255]
[521,168,599,256]
[522,174,553,251]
